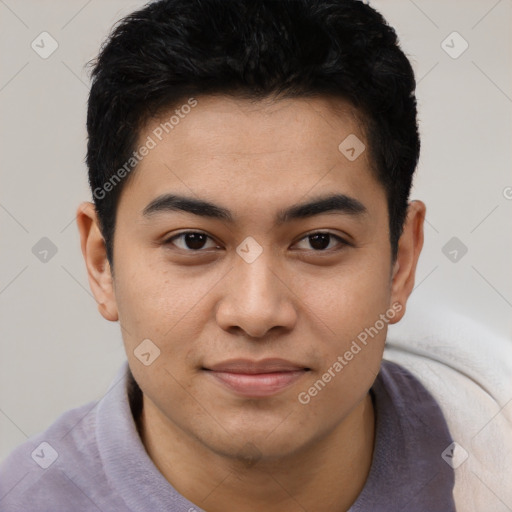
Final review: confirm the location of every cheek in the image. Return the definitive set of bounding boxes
[295,253,391,397]
[303,255,392,337]
[112,253,222,387]
[295,267,390,417]
[114,253,199,338]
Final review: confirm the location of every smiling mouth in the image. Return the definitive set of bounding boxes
[202,358,311,398]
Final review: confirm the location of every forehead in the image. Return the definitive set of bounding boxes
[117,95,385,223]
[143,94,365,161]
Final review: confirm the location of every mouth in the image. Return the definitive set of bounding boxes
[202,358,311,398]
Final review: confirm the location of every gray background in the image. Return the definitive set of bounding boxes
[1,0,511,461]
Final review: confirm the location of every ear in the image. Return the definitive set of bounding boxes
[76,201,118,322]
[389,200,426,324]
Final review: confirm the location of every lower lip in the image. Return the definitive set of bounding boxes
[207,370,307,398]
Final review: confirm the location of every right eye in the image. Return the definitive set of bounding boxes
[163,231,221,251]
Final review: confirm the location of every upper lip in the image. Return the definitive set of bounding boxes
[204,358,310,374]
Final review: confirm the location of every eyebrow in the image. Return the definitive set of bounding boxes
[142,193,367,224]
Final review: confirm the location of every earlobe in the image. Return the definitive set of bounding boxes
[76,202,119,322]
[98,299,118,322]
[389,200,426,324]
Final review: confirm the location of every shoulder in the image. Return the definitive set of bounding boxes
[384,304,512,512]
[0,367,132,512]
[0,400,98,510]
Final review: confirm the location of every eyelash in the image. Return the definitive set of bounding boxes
[163,230,350,253]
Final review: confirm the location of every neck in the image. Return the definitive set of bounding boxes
[138,392,375,512]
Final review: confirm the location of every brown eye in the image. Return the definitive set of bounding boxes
[165,232,218,251]
[294,232,347,251]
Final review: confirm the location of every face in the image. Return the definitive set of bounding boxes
[80,95,421,462]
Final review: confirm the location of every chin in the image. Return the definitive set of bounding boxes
[196,424,313,466]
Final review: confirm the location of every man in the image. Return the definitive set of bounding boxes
[1,0,500,510]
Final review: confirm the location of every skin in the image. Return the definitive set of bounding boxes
[77,95,425,512]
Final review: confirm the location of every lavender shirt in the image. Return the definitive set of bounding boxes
[0,360,455,511]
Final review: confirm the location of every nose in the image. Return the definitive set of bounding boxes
[215,252,297,339]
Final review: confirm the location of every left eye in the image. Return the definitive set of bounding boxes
[293,232,346,251]
[165,231,346,252]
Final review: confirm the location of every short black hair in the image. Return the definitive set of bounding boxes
[86,0,420,266]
